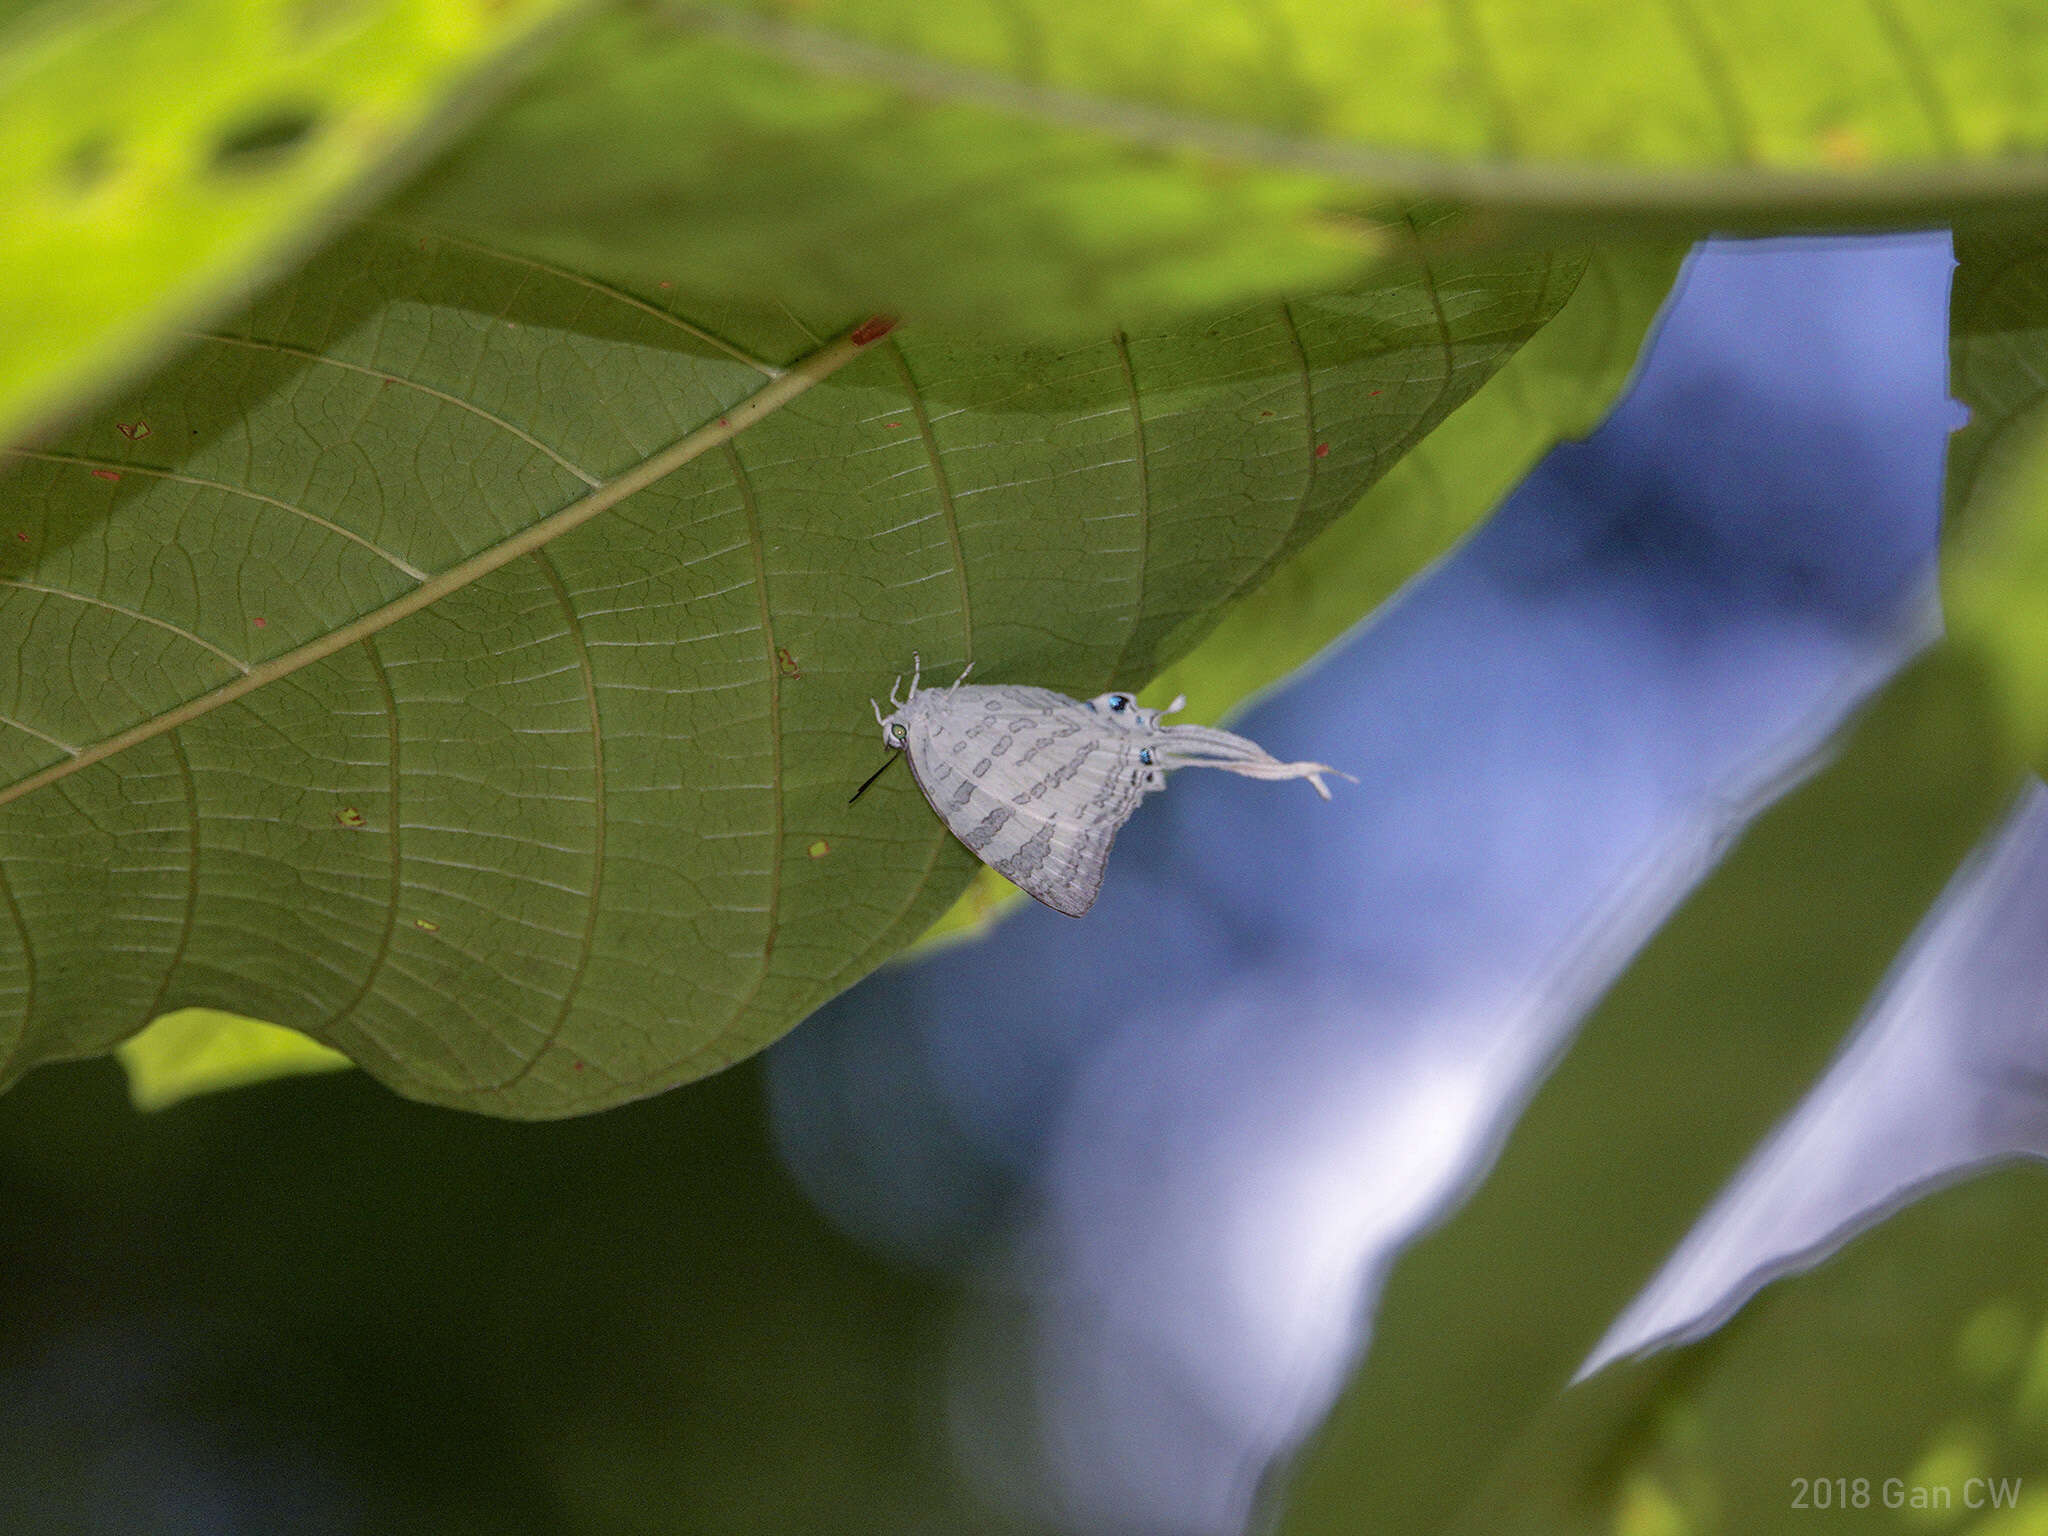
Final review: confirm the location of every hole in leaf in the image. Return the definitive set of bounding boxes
[212,107,321,171]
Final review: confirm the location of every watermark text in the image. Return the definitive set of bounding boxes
[1790,1476,2024,1512]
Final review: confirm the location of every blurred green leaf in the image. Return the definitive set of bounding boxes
[0,223,1575,1116]
[400,9,1371,343]
[0,1054,993,1534]
[1946,228,2048,772]
[1462,1167,2048,1535]
[400,1,2048,340]
[116,1006,350,1111]
[1275,648,2025,1535]
[0,0,583,448]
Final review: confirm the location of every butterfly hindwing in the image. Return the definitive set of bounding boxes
[900,686,1150,917]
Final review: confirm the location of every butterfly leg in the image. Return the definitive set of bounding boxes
[889,652,921,709]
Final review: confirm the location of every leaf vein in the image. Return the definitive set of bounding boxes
[1861,0,1961,154]
[2,450,430,581]
[0,322,887,810]
[323,636,403,1036]
[138,728,200,1029]
[1104,330,1155,686]
[377,223,785,379]
[1654,0,1757,163]
[668,7,2048,214]
[187,330,604,490]
[692,440,788,1040]
[0,579,252,673]
[884,339,976,666]
[485,551,607,1094]
[0,843,34,1077]
[0,713,78,756]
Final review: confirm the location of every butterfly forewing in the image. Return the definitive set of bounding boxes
[900,685,1151,917]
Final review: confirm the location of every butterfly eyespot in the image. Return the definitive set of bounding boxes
[890,723,907,744]
[1110,694,1130,712]
[1138,748,1154,765]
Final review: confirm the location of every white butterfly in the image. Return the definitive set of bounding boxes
[856,655,1349,917]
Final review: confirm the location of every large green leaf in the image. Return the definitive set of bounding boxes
[1274,649,2025,1534]
[0,0,583,449]
[399,1,2048,340]
[0,223,1578,1116]
[104,234,1685,1113]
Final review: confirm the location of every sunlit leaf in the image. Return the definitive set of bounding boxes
[401,1,2048,339]
[0,0,583,446]
[117,1007,350,1111]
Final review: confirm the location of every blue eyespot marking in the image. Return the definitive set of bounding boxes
[1139,747,1154,765]
[1110,694,1130,712]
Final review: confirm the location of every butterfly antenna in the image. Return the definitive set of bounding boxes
[848,751,902,805]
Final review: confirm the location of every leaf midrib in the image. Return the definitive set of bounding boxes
[673,4,2048,218]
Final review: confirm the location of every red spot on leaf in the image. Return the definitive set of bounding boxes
[571,1059,585,1071]
[13,533,26,544]
[252,616,267,629]
[335,806,366,827]
[657,281,673,291]
[1314,443,1331,459]
[115,420,150,440]
[849,315,898,346]
[1369,390,1382,397]
[90,468,120,481]
[718,417,729,428]
[885,421,903,429]
[776,647,802,679]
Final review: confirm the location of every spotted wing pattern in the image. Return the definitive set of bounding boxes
[899,684,1155,918]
